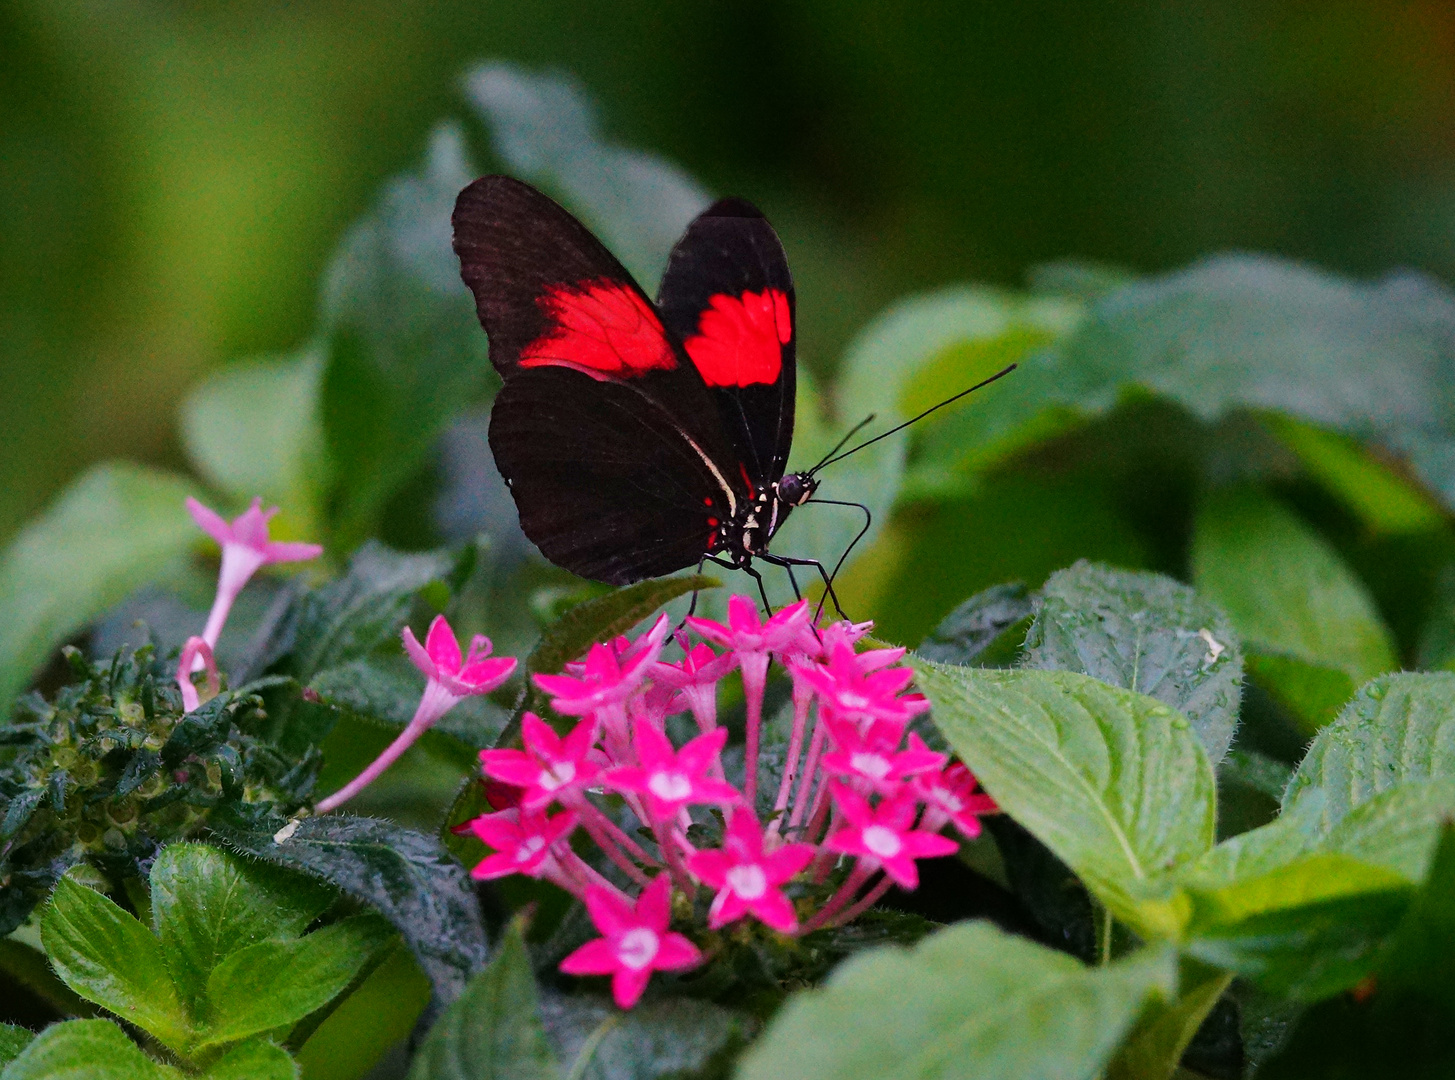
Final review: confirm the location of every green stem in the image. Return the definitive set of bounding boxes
[1097,903,1114,966]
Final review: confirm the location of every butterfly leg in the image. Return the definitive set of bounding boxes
[764,555,848,623]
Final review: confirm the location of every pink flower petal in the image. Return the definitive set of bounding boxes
[185,497,234,546]
[652,933,703,970]
[559,938,620,976]
[401,626,438,681]
[583,885,638,938]
[611,966,654,1009]
[261,540,324,565]
[635,875,673,932]
[748,889,799,933]
[425,615,463,674]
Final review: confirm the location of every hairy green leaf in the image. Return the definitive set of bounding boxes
[201,914,394,1049]
[199,1040,298,1080]
[310,655,509,749]
[0,939,96,1019]
[150,843,335,1010]
[1023,561,1244,764]
[40,878,192,1053]
[0,463,198,713]
[320,124,490,545]
[915,662,1215,936]
[0,1019,176,1080]
[406,925,557,1080]
[736,922,1175,1080]
[1105,961,1232,1080]
[0,1026,34,1069]
[541,995,750,1080]
[213,813,488,1007]
[916,582,1033,665]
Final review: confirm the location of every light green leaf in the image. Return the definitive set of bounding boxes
[462,63,709,291]
[180,347,327,538]
[199,1040,298,1080]
[319,124,491,546]
[914,662,1215,936]
[1322,777,1455,883]
[0,462,198,713]
[541,995,750,1080]
[150,842,335,1010]
[201,914,394,1049]
[296,946,431,1080]
[1105,962,1232,1080]
[1022,561,1244,764]
[736,922,1175,1080]
[1192,488,1394,730]
[0,1026,34,1069]
[1283,673,1455,832]
[0,1019,177,1080]
[405,925,558,1080]
[40,878,193,1054]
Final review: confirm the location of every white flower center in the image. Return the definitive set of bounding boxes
[540,761,576,791]
[648,771,692,802]
[725,863,768,900]
[850,752,892,780]
[615,927,660,971]
[933,789,963,814]
[838,690,869,709]
[515,836,546,862]
[862,825,903,859]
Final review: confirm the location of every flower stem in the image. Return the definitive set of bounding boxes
[804,862,872,931]
[740,653,770,805]
[314,683,455,814]
[770,683,814,829]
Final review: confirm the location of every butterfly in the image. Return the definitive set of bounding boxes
[452,176,1013,608]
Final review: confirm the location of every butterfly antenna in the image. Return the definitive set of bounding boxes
[808,363,1017,475]
[809,413,878,473]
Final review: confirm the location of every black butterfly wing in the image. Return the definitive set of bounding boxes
[656,198,796,489]
[453,176,748,584]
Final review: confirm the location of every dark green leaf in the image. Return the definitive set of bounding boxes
[406,924,558,1080]
[288,542,463,680]
[40,877,193,1054]
[199,1039,298,1080]
[0,1026,34,1069]
[0,463,198,714]
[462,63,709,290]
[736,922,1176,1080]
[0,1019,172,1080]
[320,125,490,545]
[1191,488,1394,732]
[212,813,488,1007]
[150,842,335,1010]
[1022,561,1244,764]
[914,662,1216,937]
[1105,961,1232,1080]
[915,582,1033,665]
[0,939,95,1019]
[540,994,751,1080]
[310,655,509,749]
[201,914,394,1049]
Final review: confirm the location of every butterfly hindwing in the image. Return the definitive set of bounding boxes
[454,176,747,583]
[657,198,797,488]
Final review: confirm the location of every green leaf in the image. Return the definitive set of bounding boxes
[310,655,509,749]
[1282,673,1455,833]
[295,945,431,1080]
[0,1019,177,1080]
[541,995,750,1080]
[1321,777,1455,883]
[0,939,97,1018]
[40,877,193,1054]
[1022,561,1244,764]
[1104,961,1232,1080]
[914,662,1215,936]
[736,922,1175,1080]
[199,1040,297,1080]
[463,63,709,291]
[150,842,335,1010]
[287,542,464,680]
[1183,853,1412,999]
[0,1026,34,1069]
[1261,413,1444,535]
[915,582,1033,665]
[201,914,394,1049]
[1192,488,1394,730]
[212,813,488,1007]
[406,924,558,1080]
[0,462,198,713]
[1219,747,1294,802]
[180,347,327,539]
[319,124,491,546]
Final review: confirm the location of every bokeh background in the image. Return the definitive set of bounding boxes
[7,0,1455,549]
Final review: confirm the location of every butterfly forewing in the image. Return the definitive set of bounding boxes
[657,198,797,489]
[453,176,748,584]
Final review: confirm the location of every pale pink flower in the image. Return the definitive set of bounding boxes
[559,875,703,1008]
[688,809,814,933]
[175,635,220,712]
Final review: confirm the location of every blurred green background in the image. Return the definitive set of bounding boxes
[6,0,1455,547]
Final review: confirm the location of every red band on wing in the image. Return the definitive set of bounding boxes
[520,279,677,378]
[683,288,791,388]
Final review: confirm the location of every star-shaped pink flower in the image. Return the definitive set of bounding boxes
[478,712,601,811]
[825,785,959,889]
[820,720,945,795]
[534,614,671,719]
[687,809,814,933]
[914,760,998,839]
[794,640,929,726]
[468,808,577,880]
[187,497,323,649]
[403,614,517,701]
[685,595,811,661]
[605,721,741,821]
[652,640,737,732]
[559,875,703,1008]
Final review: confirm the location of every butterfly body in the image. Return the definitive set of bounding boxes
[454,175,816,589]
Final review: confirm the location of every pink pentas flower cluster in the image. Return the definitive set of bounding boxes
[470,595,997,1009]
